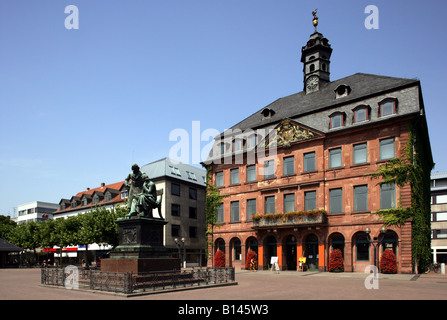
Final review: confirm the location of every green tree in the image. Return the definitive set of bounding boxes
[77,206,128,264]
[0,215,17,241]
[54,215,82,248]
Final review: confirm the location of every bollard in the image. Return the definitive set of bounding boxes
[441,263,445,275]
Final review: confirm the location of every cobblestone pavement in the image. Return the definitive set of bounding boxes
[1,268,446,300]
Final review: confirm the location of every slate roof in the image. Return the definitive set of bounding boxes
[141,158,206,187]
[0,238,22,252]
[229,73,419,132]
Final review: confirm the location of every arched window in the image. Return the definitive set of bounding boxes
[355,233,370,261]
[232,238,241,261]
[330,233,345,256]
[215,238,225,253]
[381,231,398,255]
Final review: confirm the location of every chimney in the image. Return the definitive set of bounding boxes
[87,188,90,191]
[101,183,105,188]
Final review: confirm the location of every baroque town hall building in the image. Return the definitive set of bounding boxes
[204,15,432,273]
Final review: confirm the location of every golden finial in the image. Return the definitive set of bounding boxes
[312,9,318,32]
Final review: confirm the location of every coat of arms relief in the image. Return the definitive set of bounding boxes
[261,119,316,149]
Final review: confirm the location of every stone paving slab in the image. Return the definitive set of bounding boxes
[1,268,446,300]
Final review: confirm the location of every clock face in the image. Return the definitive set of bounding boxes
[306,76,319,90]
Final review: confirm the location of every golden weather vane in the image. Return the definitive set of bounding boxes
[312,9,318,32]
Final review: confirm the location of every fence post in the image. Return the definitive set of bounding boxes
[90,271,94,290]
[123,272,132,294]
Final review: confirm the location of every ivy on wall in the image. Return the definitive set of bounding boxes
[204,167,228,265]
[370,120,434,273]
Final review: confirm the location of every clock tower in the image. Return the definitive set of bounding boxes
[301,9,332,94]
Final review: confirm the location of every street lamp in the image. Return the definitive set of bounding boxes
[365,226,387,268]
[174,237,185,269]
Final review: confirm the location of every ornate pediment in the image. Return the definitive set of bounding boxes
[269,119,322,149]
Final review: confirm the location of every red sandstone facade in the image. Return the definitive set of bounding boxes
[204,23,430,274]
[207,117,413,273]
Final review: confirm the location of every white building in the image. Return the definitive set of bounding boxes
[16,201,59,224]
[431,172,447,263]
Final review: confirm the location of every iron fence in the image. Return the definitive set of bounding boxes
[41,266,235,294]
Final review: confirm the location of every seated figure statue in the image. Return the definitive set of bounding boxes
[125,164,163,219]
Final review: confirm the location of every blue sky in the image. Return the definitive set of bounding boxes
[1,0,446,216]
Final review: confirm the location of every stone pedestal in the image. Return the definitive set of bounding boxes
[101,217,178,273]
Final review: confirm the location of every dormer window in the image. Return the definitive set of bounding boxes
[329,112,345,129]
[379,98,398,117]
[218,141,231,155]
[234,138,243,152]
[92,192,104,205]
[334,84,351,99]
[71,201,77,208]
[353,105,370,123]
[169,165,181,176]
[261,107,275,119]
[248,134,257,149]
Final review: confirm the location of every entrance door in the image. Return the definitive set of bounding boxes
[266,236,277,269]
[305,234,319,270]
[285,235,297,270]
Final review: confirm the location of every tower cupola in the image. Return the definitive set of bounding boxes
[301,9,333,94]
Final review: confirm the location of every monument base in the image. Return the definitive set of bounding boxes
[101,217,178,273]
[101,257,179,273]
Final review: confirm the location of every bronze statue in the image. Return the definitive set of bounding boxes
[125,164,163,219]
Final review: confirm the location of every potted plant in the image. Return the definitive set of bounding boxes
[214,249,225,268]
[380,249,397,274]
[328,249,344,272]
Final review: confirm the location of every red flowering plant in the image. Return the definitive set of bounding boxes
[251,210,327,222]
[328,249,344,272]
[380,249,397,274]
[214,249,225,268]
[304,209,327,217]
[245,249,258,270]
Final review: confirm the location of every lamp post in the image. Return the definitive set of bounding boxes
[365,226,387,269]
[174,237,185,269]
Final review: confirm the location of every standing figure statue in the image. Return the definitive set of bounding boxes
[125,164,163,219]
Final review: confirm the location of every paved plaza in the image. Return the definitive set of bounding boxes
[0,268,446,301]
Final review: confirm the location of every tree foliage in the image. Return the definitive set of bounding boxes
[1,206,128,251]
[0,215,16,240]
[204,166,228,265]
